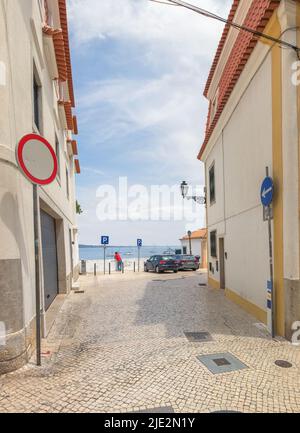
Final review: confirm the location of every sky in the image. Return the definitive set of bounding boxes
[68,0,232,246]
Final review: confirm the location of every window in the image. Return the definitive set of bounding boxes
[33,69,42,132]
[66,167,70,199]
[55,137,60,179]
[209,163,215,204]
[183,246,187,254]
[210,231,217,258]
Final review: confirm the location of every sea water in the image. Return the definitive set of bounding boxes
[79,245,181,261]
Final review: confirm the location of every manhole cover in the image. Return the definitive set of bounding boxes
[197,352,248,374]
[213,358,231,367]
[275,360,293,368]
[199,283,207,286]
[184,331,213,342]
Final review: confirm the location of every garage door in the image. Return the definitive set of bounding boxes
[41,210,59,311]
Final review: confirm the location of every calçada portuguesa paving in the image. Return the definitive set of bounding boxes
[0,271,299,413]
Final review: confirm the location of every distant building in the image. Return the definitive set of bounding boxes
[198,0,299,339]
[180,229,207,269]
[0,0,80,373]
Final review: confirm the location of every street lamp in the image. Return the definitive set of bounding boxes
[187,230,192,255]
[180,181,206,205]
[180,181,189,199]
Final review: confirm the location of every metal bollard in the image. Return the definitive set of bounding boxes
[94,263,97,276]
[122,262,124,274]
[81,260,87,275]
[109,262,111,275]
[134,262,136,273]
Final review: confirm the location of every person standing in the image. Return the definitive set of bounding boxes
[114,252,122,272]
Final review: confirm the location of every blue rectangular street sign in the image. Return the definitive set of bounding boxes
[101,236,109,245]
[137,239,142,247]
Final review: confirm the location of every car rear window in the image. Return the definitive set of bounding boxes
[161,256,174,260]
[183,256,195,260]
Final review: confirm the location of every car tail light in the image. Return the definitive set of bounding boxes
[159,260,166,264]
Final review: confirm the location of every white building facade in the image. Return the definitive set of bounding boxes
[180,229,207,268]
[199,0,300,339]
[0,0,80,373]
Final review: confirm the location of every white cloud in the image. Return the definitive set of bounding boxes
[69,0,230,56]
[81,166,106,176]
[69,0,232,243]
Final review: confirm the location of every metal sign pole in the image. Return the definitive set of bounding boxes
[266,167,275,338]
[138,247,140,272]
[104,246,106,275]
[16,134,58,368]
[33,184,41,366]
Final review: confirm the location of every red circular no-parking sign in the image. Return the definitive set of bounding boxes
[16,134,58,185]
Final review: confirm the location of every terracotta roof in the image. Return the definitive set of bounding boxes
[74,159,81,174]
[43,1,77,135]
[73,115,78,135]
[180,229,207,240]
[58,0,75,108]
[42,25,68,81]
[198,0,279,160]
[203,0,240,98]
[71,140,78,156]
[67,139,78,155]
[58,100,74,130]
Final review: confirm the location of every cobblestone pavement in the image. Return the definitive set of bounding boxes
[0,271,299,413]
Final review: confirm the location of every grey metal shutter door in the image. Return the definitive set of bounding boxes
[40,210,59,311]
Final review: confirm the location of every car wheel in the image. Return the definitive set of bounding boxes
[144,266,149,272]
[155,266,160,273]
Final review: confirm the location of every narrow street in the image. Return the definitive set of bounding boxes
[0,272,299,413]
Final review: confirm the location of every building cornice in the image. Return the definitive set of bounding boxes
[277,0,297,30]
[199,0,280,161]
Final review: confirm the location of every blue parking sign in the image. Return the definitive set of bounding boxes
[101,236,109,245]
[261,177,274,207]
[137,239,142,247]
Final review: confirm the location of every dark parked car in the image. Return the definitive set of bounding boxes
[173,255,199,271]
[144,255,178,273]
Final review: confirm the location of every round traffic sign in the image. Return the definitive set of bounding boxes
[260,177,274,207]
[17,134,58,185]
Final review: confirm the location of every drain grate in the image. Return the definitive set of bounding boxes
[132,406,174,413]
[184,331,213,342]
[197,352,248,374]
[74,290,85,294]
[213,357,231,367]
[275,360,293,368]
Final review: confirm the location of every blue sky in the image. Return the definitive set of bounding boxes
[68,0,231,245]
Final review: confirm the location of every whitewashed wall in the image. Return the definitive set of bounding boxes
[205,51,273,311]
[0,0,79,371]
